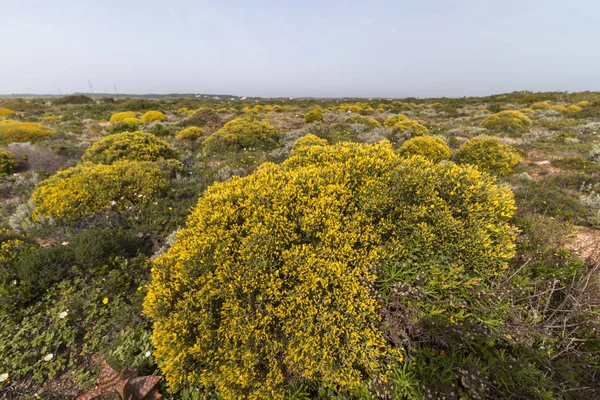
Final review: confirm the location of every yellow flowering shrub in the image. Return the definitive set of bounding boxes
[290,134,328,156]
[0,120,54,144]
[480,110,531,134]
[0,108,16,116]
[31,161,169,222]
[383,114,428,136]
[0,149,18,177]
[82,131,177,164]
[109,111,137,123]
[530,101,551,110]
[141,111,167,124]
[577,100,592,107]
[456,137,521,175]
[203,117,278,154]
[398,136,451,163]
[144,141,517,399]
[551,105,568,113]
[176,126,203,142]
[303,108,324,123]
[344,114,381,128]
[565,105,582,113]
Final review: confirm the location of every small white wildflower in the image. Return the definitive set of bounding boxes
[111,200,117,206]
[144,350,151,358]
[0,373,8,382]
[43,353,54,362]
[12,280,17,285]
[59,310,68,319]
[61,241,69,246]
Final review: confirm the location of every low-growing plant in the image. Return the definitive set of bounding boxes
[455,136,521,175]
[0,120,54,144]
[0,150,18,177]
[398,136,451,163]
[140,111,167,124]
[31,161,170,222]
[480,110,532,134]
[203,117,279,154]
[82,131,177,164]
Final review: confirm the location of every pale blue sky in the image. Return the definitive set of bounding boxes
[1,0,598,97]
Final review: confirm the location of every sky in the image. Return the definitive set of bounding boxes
[1,0,599,97]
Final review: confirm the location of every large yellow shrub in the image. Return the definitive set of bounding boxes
[31,161,169,222]
[0,149,18,177]
[141,110,167,124]
[0,120,54,144]
[109,111,137,123]
[290,133,328,156]
[398,136,451,163]
[480,110,531,134]
[176,126,203,142]
[144,141,517,399]
[456,137,521,175]
[82,131,177,164]
[383,114,428,136]
[203,117,278,154]
[530,101,551,110]
[0,108,16,116]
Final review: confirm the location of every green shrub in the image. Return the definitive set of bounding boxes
[398,136,451,163]
[140,111,167,124]
[69,228,151,268]
[455,137,521,175]
[109,118,141,133]
[344,114,381,128]
[109,111,137,123]
[0,149,18,177]
[176,126,203,142]
[303,108,324,123]
[144,141,516,399]
[0,120,54,144]
[54,95,93,105]
[552,157,600,172]
[383,114,428,136]
[480,110,532,134]
[31,161,170,222]
[203,117,279,154]
[82,131,177,164]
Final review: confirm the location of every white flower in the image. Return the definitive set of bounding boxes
[144,350,151,358]
[0,373,8,382]
[111,200,117,206]
[43,353,54,362]
[59,310,68,319]
[61,241,69,246]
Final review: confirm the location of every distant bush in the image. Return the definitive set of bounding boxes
[0,108,16,116]
[456,137,521,175]
[53,95,93,105]
[480,110,532,134]
[530,101,552,110]
[109,111,137,123]
[82,131,177,164]
[145,141,516,398]
[303,108,324,123]
[565,104,582,114]
[180,108,221,128]
[398,136,451,163]
[344,114,381,128]
[203,117,278,154]
[577,100,593,108]
[176,126,203,142]
[0,120,54,144]
[109,117,141,133]
[140,110,167,124]
[383,114,428,136]
[0,149,18,176]
[290,133,328,156]
[31,161,170,222]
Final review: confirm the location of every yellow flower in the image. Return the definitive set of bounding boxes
[102,297,109,305]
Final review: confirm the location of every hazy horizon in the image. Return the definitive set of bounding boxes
[2,0,599,98]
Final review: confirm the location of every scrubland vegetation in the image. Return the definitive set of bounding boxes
[0,91,599,399]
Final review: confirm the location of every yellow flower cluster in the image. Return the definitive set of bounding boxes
[176,126,203,142]
[0,149,18,177]
[109,111,137,123]
[31,161,169,222]
[203,117,279,154]
[291,134,329,156]
[0,108,16,116]
[456,136,521,176]
[383,114,429,136]
[398,136,451,163]
[82,131,177,164]
[0,120,54,144]
[140,110,167,124]
[145,141,517,399]
[480,110,531,134]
